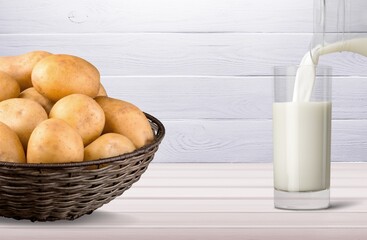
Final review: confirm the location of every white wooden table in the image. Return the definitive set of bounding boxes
[1,163,367,239]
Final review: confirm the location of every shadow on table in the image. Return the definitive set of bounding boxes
[329,200,363,210]
[0,210,137,226]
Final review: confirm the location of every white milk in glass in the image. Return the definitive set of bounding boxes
[273,102,331,192]
[274,38,367,193]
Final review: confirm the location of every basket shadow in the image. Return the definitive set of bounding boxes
[0,210,138,226]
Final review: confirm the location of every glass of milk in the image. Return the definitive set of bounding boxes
[273,65,332,210]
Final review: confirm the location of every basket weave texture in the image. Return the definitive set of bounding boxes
[0,113,165,222]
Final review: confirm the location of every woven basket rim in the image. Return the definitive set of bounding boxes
[0,112,165,169]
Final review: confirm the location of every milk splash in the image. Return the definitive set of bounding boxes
[293,38,367,102]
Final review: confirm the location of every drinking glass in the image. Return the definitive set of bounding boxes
[273,65,332,210]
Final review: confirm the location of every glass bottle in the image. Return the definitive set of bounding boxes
[311,0,367,63]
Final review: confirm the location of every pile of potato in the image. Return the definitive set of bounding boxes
[0,51,154,164]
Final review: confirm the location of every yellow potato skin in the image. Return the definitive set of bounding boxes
[27,119,84,164]
[0,71,20,101]
[32,54,100,102]
[0,122,26,163]
[19,87,54,114]
[50,94,105,146]
[95,97,154,148]
[84,133,136,161]
[0,51,51,91]
[0,98,48,149]
[96,84,108,97]
[0,50,160,164]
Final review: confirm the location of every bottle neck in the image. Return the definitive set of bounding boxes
[312,0,348,49]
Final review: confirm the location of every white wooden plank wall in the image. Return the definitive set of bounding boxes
[0,0,366,162]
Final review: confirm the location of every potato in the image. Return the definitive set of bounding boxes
[19,87,54,114]
[0,98,48,149]
[0,71,20,101]
[32,54,100,102]
[84,133,136,161]
[97,84,108,97]
[0,51,51,91]
[49,94,105,146]
[95,96,154,148]
[27,119,84,164]
[0,122,26,163]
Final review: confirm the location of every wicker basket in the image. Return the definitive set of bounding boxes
[0,113,165,222]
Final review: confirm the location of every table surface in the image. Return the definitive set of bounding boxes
[1,163,367,240]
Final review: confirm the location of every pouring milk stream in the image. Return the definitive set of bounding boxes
[293,38,367,102]
[274,38,367,192]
